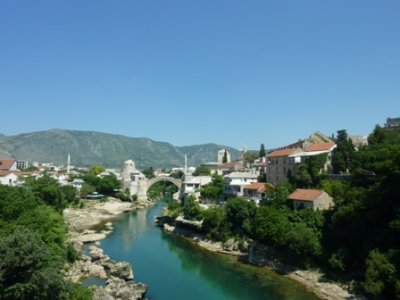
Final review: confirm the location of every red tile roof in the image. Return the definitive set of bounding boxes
[288,189,323,202]
[0,170,19,177]
[244,182,266,191]
[244,182,274,193]
[268,148,299,158]
[219,162,236,168]
[0,159,16,170]
[306,142,336,152]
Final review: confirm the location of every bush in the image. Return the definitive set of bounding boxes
[183,195,203,221]
[202,207,231,242]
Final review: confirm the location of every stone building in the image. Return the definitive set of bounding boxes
[217,149,231,165]
[288,189,334,211]
[266,132,336,184]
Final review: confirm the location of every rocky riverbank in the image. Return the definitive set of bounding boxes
[64,198,152,300]
[160,220,364,300]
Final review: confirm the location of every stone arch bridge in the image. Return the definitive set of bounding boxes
[132,177,183,201]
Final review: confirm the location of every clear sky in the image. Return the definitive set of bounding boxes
[1,1,399,149]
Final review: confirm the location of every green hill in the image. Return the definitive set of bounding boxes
[0,129,240,169]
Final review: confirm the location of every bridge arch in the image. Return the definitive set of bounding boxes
[143,177,183,200]
[146,177,183,191]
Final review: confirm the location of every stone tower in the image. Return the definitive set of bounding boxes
[217,149,231,165]
[122,160,135,182]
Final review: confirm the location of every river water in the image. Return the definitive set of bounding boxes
[99,202,319,300]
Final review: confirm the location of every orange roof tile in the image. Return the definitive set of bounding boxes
[288,189,323,202]
[306,142,336,152]
[268,148,299,158]
[0,158,16,170]
[0,170,19,177]
[244,182,274,193]
[219,162,236,168]
[244,182,265,191]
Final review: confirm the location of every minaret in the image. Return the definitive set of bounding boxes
[67,154,71,174]
[184,154,188,174]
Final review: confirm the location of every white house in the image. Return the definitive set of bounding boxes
[0,171,19,186]
[223,172,258,197]
[71,178,85,190]
[182,175,212,203]
[243,182,274,205]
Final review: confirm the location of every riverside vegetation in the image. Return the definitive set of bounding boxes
[0,166,133,300]
[164,125,400,299]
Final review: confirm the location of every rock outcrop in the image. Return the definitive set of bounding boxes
[64,198,152,300]
[66,244,148,300]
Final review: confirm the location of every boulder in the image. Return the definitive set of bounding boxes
[87,263,107,279]
[109,262,134,281]
[90,245,106,261]
[223,238,235,251]
[78,233,106,243]
[106,277,148,300]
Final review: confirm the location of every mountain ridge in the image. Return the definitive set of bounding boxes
[0,129,240,169]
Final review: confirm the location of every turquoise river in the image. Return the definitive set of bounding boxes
[98,202,320,300]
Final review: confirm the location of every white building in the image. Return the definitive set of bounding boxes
[71,178,85,190]
[0,171,19,186]
[223,172,258,197]
[182,175,212,203]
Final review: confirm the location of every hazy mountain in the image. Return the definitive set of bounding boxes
[0,129,240,169]
[177,144,241,166]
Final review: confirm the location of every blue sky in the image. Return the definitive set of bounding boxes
[1,1,399,149]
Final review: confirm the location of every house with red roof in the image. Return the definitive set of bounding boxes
[266,147,303,184]
[0,158,17,171]
[288,188,334,211]
[243,182,274,205]
[223,172,258,197]
[266,132,336,184]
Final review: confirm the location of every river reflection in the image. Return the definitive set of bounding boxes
[99,202,319,300]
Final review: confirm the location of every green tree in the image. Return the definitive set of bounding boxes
[81,173,100,187]
[362,249,397,297]
[222,150,228,163]
[202,207,231,241]
[243,151,258,167]
[142,167,155,179]
[166,199,182,218]
[287,223,322,262]
[259,143,266,158]
[200,174,224,200]
[79,183,96,199]
[88,165,105,176]
[253,206,291,247]
[183,195,203,221]
[170,170,184,179]
[292,164,312,188]
[226,198,256,236]
[332,129,355,174]
[0,227,69,300]
[193,165,211,176]
[97,174,120,195]
[264,181,293,207]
